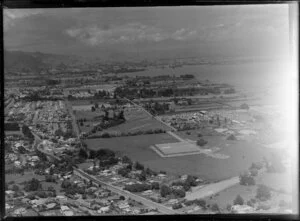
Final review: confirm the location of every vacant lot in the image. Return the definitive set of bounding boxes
[203,181,293,213]
[85,134,277,182]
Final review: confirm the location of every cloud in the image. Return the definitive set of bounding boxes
[171,28,198,40]
[4,9,44,31]
[66,23,199,45]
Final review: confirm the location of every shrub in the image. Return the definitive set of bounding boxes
[233,195,244,205]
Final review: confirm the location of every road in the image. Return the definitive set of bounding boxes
[185,176,239,201]
[74,168,180,214]
[166,131,186,142]
[32,131,62,161]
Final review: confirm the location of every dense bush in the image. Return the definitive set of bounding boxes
[24,178,42,192]
[124,183,151,193]
[233,194,244,205]
[134,161,144,171]
[151,182,160,190]
[172,203,183,210]
[160,185,172,197]
[118,167,131,177]
[239,172,256,186]
[172,189,186,198]
[256,185,271,201]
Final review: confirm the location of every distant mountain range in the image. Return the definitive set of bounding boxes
[4,50,85,72]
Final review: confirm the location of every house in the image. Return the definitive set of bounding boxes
[181,174,188,181]
[77,199,91,208]
[13,207,26,216]
[97,206,110,214]
[168,199,178,205]
[118,202,130,210]
[14,161,21,168]
[231,205,254,213]
[46,203,57,209]
[63,210,74,216]
[157,174,166,179]
[142,190,153,196]
[60,205,70,213]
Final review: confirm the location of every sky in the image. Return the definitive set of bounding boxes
[4,5,290,61]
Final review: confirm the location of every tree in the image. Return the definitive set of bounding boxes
[151,182,160,190]
[48,186,56,196]
[91,106,96,112]
[240,103,249,110]
[256,185,271,201]
[233,194,244,205]
[54,128,64,137]
[160,185,171,197]
[12,184,19,192]
[173,189,186,198]
[186,175,197,186]
[138,170,147,181]
[227,134,237,140]
[196,139,208,147]
[122,155,132,165]
[211,203,220,212]
[172,203,183,210]
[61,179,72,189]
[119,195,125,200]
[24,178,42,192]
[250,168,258,176]
[78,148,88,159]
[22,125,34,139]
[134,161,144,171]
[239,172,256,186]
[226,204,232,212]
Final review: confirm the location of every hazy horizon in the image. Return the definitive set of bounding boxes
[4,5,290,61]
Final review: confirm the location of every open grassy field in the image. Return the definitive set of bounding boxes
[104,107,171,133]
[84,133,278,182]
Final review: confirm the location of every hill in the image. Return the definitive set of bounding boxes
[4,50,83,72]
